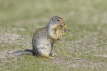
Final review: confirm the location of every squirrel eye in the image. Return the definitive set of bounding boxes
[57,19,60,21]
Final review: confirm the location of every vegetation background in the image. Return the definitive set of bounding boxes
[0,0,107,71]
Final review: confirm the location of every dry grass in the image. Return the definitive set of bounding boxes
[0,0,107,71]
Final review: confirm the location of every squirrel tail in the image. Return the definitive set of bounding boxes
[12,49,33,56]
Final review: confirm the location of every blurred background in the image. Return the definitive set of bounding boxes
[0,0,107,71]
[0,0,107,25]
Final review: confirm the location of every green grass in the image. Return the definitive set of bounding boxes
[0,0,107,71]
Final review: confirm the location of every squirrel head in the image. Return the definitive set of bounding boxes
[48,16,68,40]
[48,16,65,29]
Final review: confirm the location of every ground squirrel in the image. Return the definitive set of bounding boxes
[32,16,67,58]
[13,16,67,59]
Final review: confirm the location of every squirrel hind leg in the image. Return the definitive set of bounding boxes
[38,53,54,59]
